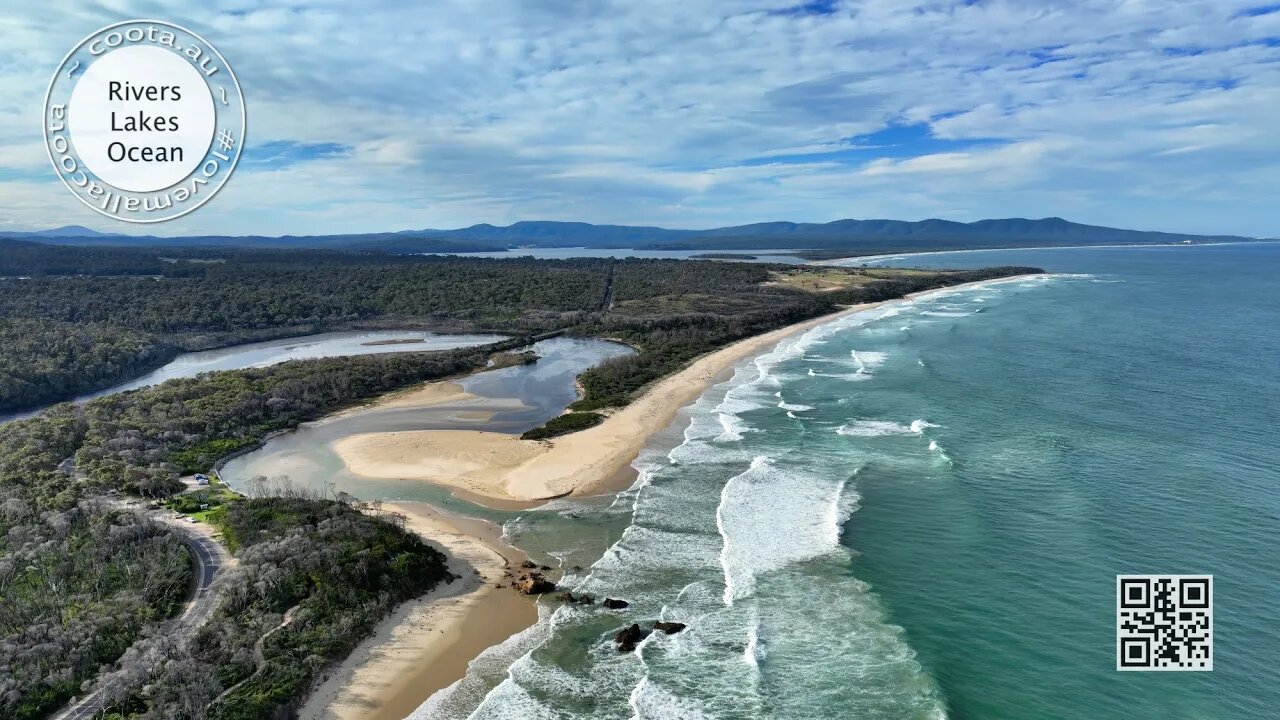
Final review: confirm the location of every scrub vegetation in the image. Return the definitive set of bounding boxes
[0,339,512,718]
[521,411,606,439]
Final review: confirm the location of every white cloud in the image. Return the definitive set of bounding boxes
[0,0,1276,236]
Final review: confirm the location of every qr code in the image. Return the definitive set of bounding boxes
[1117,575,1212,671]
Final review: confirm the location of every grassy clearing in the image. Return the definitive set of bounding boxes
[767,267,945,293]
[164,481,243,520]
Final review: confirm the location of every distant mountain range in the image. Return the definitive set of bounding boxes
[0,218,1258,255]
[12,225,120,238]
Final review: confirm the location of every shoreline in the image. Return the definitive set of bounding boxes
[329,274,1039,505]
[298,272,1039,718]
[298,501,537,720]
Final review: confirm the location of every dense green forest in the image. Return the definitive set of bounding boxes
[0,318,175,413]
[0,241,1039,418]
[0,248,609,413]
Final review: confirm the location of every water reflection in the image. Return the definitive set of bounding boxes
[1,330,507,423]
[219,337,634,518]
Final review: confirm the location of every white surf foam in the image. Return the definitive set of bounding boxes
[836,419,935,437]
[808,370,872,382]
[850,350,887,372]
[714,413,752,442]
[628,677,713,719]
[909,419,938,433]
[835,421,912,436]
[928,439,954,466]
[744,609,763,669]
[777,401,814,412]
[716,456,857,605]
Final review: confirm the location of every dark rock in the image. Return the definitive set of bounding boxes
[602,598,629,610]
[571,565,583,572]
[653,621,686,635]
[577,594,595,605]
[520,560,537,569]
[514,573,556,595]
[540,565,552,571]
[614,623,645,652]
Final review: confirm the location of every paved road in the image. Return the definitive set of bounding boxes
[55,515,229,720]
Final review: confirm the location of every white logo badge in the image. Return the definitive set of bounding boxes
[43,20,246,223]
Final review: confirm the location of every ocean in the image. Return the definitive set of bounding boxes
[420,242,1280,719]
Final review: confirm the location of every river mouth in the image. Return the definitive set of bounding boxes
[218,337,634,517]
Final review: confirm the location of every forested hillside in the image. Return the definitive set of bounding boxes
[0,250,608,413]
[0,339,515,718]
[5,216,1251,252]
[98,498,453,719]
[0,499,191,720]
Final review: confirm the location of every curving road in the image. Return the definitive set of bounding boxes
[54,513,229,720]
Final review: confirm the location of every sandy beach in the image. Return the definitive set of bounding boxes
[300,274,1036,718]
[332,379,504,418]
[330,286,1002,504]
[299,502,537,720]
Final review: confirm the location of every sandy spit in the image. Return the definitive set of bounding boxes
[329,281,1023,503]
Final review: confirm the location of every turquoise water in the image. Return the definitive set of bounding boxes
[422,243,1279,719]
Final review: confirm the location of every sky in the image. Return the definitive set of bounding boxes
[0,1,1277,237]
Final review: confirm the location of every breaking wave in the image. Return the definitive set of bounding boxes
[836,419,936,437]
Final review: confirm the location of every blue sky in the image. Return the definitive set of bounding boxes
[0,1,1277,237]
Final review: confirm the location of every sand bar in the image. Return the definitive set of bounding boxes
[331,279,1034,504]
[330,310,844,501]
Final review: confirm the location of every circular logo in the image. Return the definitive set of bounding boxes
[44,20,245,223]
